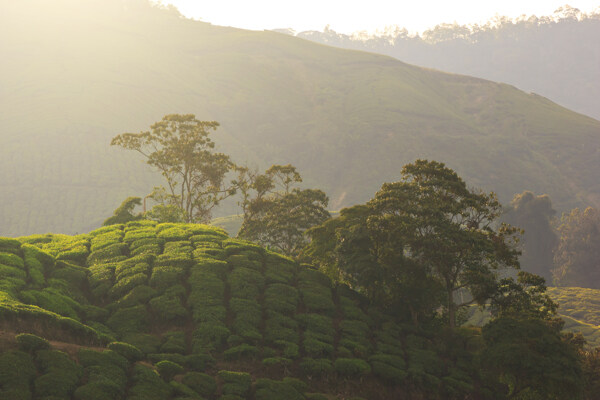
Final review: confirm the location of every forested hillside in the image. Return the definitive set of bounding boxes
[295,6,600,119]
[1,220,596,399]
[2,0,600,236]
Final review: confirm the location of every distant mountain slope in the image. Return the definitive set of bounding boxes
[1,0,600,236]
[296,6,600,120]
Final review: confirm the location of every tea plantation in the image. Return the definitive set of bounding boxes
[0,221,508,399]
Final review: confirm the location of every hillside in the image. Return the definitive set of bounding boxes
[296,7,600,120]
[0,221,493,399]
[2,0,600,236]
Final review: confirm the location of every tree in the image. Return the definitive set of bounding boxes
[306,204,444,325]
[103,196,142,226]
[238,164,330,257]
[482,272,582,400]
[111,114,236,223]
[307,160,520,328]
[503,191,558,281]
[553,207,600,288]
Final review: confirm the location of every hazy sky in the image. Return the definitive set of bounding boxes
[161,0,600,34]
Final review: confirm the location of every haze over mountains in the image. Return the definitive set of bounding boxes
[292,5,600,120]
[2,0,600,236]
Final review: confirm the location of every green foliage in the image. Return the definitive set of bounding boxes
[264,284,298,314]
[554,207,600,288]
[224,344,259,360]
[334,358,371,376]
[0,350,36,400]
[229,267,265,300]
[112,114,236,223]
[238,164,330,257]
[193,323,230,351]
[127,364,173,400]
[156,360,184,381]
[149,285,187,322]
[107,305,149,335]
[300,358,333,377]
[16,333,50,353]
[254,378,305,400]
[218,370,252,397]
[160,331,186,354]
[182,372,216,397]
[88,243,128,266]
[121,333,162,355]
[107,341,143,362]
[34,349,83,398]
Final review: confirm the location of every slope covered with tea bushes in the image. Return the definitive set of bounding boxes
[0,221,497,399]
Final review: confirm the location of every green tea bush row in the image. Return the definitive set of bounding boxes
[107,341,144,362]
[228,253,262,271]
[0,237,21,254]
[222,238,264,256]
[88,263,116,298]
[150,265,186,291]
[0,251,25,269]
[75,348,129,400]
[160,331,186,354]
[127,364,173,400]
[124,227,157,244]
[193,246,226,260]
[117,285,156,308]
[339,296,372,325]
[125,219,157,230]
[300,358,333,377]
[298,286,335,316]
[265,313,300,345]
[87,242,127,266]
[157,226,191,241]
[224,343,259,360]
[334,358,371,377]
[182,372,216,397]
[254,378,305,400]
[22,243,54,287]
[156,360,184,381]
[163,240,193,256]
[264,284,298,314]
[0,350,36,399]
[149,286,188,322]
[218,370,252,397]
[230,298,262,343]
[16,333,51,353]
[90,230,124,252]
[229,267,264,300]
[19,287,82,320]
[110,272,148,300]
[131,243,163,257]
[107,304,149,335]
[34,349,83,398]
[193,322,230,352]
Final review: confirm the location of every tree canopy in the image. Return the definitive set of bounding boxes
[103,196,143,226]
[307,159,520,328]
[111,114,236,223]
[238,165,330,257]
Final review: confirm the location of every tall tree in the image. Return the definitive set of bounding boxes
[307,160,520,328]
[553,207,600,288]
[111,114,236,223]
[503,191,558,282]
[238,164,330,257]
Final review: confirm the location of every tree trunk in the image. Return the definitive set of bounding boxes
[448,288,455,329]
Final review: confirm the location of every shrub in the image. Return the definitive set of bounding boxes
[34,350,83,398]
[262,357,292,367]
[184,352,215,371]
[265,312,300,344]
[148,353,187,365]
[90,230,124,251]
[16,333,50,353]
[131,243,162,256]
[150,265,186,291]
[78,348,128,370]
[218,370,252,397]
[371,361,407,384]
[124,228,157,244]
[115,257,153,280]
[127,364,173,400]
[0,350,36,399]
[0,237,21,253]
[87,243,128,266]
[229,267,264,300]
[274,340,299,359]
[51,263,88,287]
[117,284,157,307]
[182,372,216,397]
[305,394,329,400]
[300,358,333,377]
[299,286,335,315]
[193,323,230,351]
[224,344,259,360]
[149,288,187,322]
[227,254,262,271]
[108,341,143,362]
[297,314,335,340]
[264,284,298,314]
[0,251,25,269]
[121,333,162,355]
[192,305,227,324]
[107,305,149,335]
[298,268,331,288]
[334,358,371,377]
[156,360,184,381]
[254,378,304,400]
[303,338,334,358]
[158,227,191,241]
[160,331,186,354]
[110,272,148,299]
